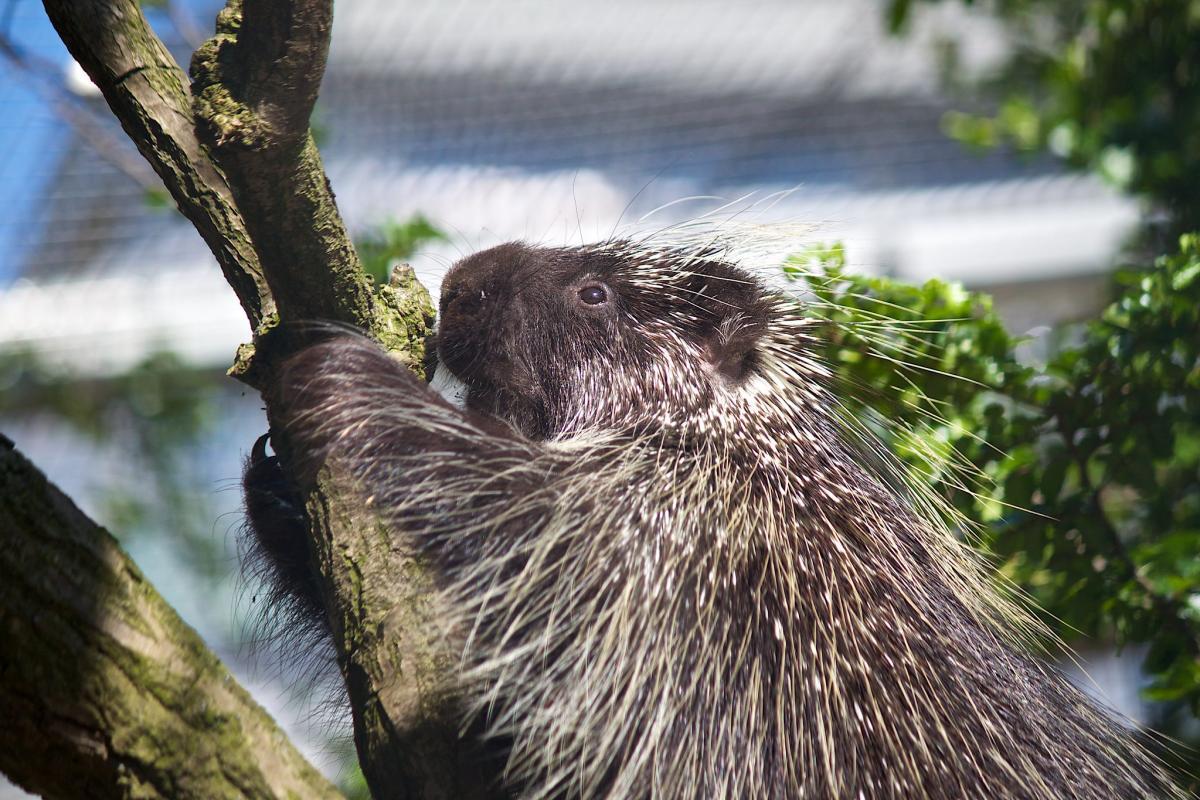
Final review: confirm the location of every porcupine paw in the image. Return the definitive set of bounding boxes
[241,431,326,626]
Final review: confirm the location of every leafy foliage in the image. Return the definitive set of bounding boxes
[995,235,1200,708]
[793,234,1200,781]
[888,0,1200,233]
[873,0,1199,782]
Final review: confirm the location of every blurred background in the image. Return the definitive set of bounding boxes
[1,0,1197,795]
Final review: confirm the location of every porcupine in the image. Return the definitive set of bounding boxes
[243,239,1184,799]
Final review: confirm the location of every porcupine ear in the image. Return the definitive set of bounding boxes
[682,261,770,383]
[708,310,768,382]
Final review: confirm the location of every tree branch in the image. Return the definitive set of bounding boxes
[0,434,342,800]
[190,0,373,329]
[42,0,271,330]
[189,1,483,796]
[303,464,506,800]
[36,0,475,797]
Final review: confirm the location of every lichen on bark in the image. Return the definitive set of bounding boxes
[373,264,438,380]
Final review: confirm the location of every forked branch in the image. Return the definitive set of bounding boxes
[30,0,477,797]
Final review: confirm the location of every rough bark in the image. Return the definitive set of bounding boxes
[190,0,374,330]
[188,1,473,795]
[304,469,505,800]
[0,434,342,800]
[42,0,270,329]
[32,0,481,798]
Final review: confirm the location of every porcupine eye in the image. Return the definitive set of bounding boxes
[578,285,607,305]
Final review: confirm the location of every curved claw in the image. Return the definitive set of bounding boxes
[250,431,273,467]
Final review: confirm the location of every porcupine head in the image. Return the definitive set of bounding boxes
[244,239,1184,799]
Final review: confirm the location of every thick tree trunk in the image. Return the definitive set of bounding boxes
[0,435,341,800]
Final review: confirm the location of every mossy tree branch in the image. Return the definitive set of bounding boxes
[42,0,270,330]
[0,435,343,800]
[190,0,373,329]
[189,1,478,796]
[30,0,482,798]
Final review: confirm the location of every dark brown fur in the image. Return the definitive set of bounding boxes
[244,241,1184,799]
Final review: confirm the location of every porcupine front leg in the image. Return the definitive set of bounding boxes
[241,431,326,624]
[242,332,552,629]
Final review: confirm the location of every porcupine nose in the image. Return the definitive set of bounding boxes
[440,245,508,328]
[439,244,521,384]
[442,282,487,322]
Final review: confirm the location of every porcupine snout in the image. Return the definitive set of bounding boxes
[440,278,485,323]
[436,244,516,379]
[439,241,526,327]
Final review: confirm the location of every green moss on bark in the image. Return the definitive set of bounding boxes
[373,263,438,380]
